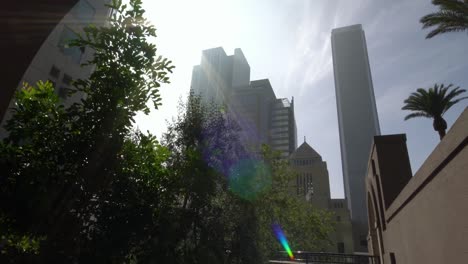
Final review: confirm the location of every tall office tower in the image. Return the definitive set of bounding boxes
[1,0,111,131]
[191,47,297,157]
[331,24,381,252]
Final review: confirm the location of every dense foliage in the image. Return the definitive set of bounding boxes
[0,0,332,263]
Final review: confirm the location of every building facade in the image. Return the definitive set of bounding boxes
[270,98,297,158]
[191,47,297,157]
[331,24,381,252]
[2,0,79,122]
[290,142,354,253]
[1,0,111,132]
[365,108,468,264]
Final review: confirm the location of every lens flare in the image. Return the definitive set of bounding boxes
[228,158,272,200]
[272,223,294,260]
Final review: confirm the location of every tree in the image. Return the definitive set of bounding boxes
[0,0,173,262]
[252,146,332,260]
[162,94,333,263]
[420,0,468,39]
[402,83,467,139]
[162,94,250,263]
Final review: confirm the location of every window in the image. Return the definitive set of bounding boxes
[62,74,73,86]
[47,79,56,88]
[58,26,84,64]
[371,159,377,177]
[337,242,345,253]
[390,253,396,264]
[49,65,60,79]
[71,0,96,23]
[307,182,314,195]
[296,176,299,195]
[59,87,68,99]
[336,216,341,222]
[360,235,367,247]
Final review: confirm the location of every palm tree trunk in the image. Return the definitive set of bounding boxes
[438,129,446,140]
[433,116,447,140]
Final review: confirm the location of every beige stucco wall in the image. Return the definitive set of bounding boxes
[366,107,468,264]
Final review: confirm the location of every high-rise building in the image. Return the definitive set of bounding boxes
[191,47,297,157]
[290,141,354,253]
[1,0,111,132]
[191,48,250,105]
[331,24,381,252]
[270,97,297,158]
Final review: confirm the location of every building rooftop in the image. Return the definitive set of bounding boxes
[331,24,363,34]
[291,142,322,159]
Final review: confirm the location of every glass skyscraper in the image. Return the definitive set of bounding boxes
[332,24,381,252]
[191,47,297,157]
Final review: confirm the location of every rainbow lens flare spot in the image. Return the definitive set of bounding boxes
[228,158,272,200]
[272,223,294,260]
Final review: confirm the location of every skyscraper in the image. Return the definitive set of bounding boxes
[191,47,297,157]
[331,24,381,252]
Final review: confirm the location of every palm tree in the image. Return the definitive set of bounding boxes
[420,0,468,39]
[402,84,467,140]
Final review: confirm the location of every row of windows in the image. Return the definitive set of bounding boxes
[291,159,318,166]
[271,121,289,127]
[272,139,289,145]
[270,127,288,133]
[271,135,289,141]
[272,114,289,120]
[273,145,289,152]
[48,65,73,99]
[333,202,344,209]
[272,108,289,115]
[296,174,313,196]
[271,132,289,138]
[271,115,289,122]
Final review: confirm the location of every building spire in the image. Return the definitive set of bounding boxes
[304,136,306,143]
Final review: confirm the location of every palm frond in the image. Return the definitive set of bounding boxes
[402,83,467,121]
[443,95,468,113]
[420,0,468,38]
[404,112,432,121]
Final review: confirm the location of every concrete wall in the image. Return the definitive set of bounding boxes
[366,107,468,264]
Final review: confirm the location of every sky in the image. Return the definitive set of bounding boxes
[134,0,468,198]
